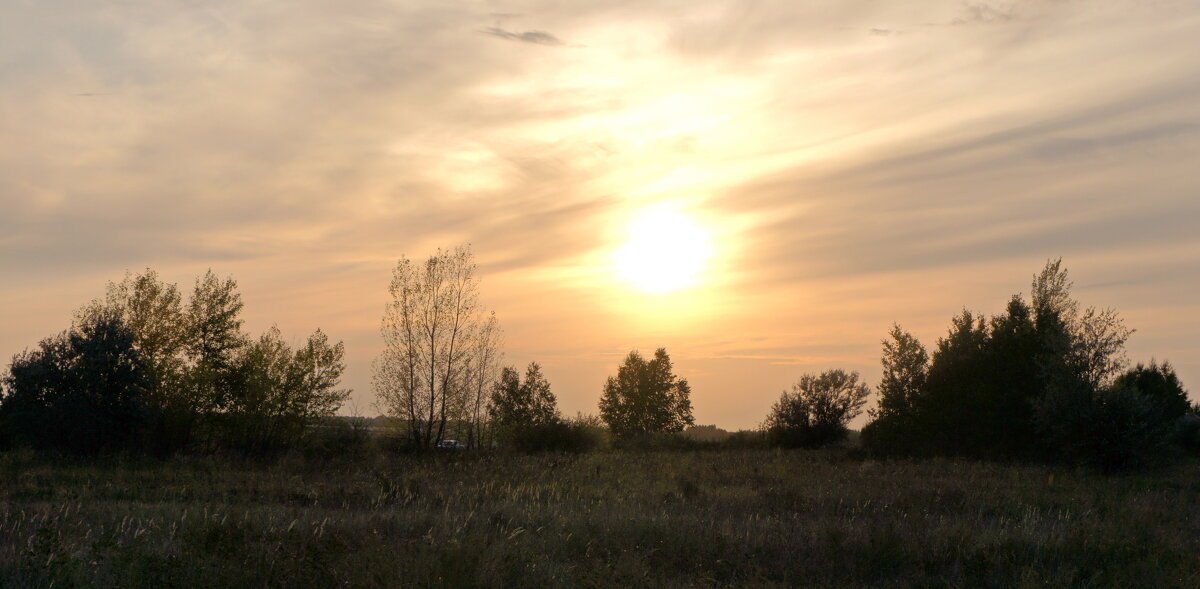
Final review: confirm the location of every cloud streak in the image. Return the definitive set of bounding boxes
[1,0,1197,428]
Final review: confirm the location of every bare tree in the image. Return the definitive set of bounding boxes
[373,246,502,449]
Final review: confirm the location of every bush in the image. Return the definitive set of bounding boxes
[765,370,870,449]
[508,415,607,453]
[1035,383,1169,471]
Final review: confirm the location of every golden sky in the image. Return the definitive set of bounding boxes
[2,0,1199,429]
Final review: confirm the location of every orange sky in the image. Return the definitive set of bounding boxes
[2,1,1198,429]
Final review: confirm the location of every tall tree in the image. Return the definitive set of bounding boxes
[1032,258,1133,389]
[374,245,502,449]
[599,348,694,438]
[186,270,247,415]
[872,324,929,420]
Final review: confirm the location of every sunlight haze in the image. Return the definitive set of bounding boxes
[2,0,1198,430]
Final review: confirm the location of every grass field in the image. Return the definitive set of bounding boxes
[2,449,1198,588]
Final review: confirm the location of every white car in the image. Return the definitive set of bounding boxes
[436,439,466,450]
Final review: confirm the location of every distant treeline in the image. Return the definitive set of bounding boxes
[1,255,1195,470]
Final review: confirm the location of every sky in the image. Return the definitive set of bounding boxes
[2,0,1198,430]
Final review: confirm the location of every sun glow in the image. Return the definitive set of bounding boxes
[615,207,713,293]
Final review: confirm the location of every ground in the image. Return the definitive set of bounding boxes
[2,449,1198,587]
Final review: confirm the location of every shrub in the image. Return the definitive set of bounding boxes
[765,369,870,448]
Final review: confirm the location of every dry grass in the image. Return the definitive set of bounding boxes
[1,449,1198,587]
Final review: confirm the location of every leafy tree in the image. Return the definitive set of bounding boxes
[374,245,503,450]
[223,326,350,452]
[0,311,151,454]
[872,324,928,420]
[765,369,870,448]
[186,270,248,416]
[52,268,349,455]
[599,348,694,438]
[490,362,560,430]
[1032,258,1133,389]
[1113,361,1190,425]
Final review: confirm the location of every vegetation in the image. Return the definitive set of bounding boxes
[599,348,695,440]
[861,259,1191,470]
[765,369,870,448]
[0,269,348,456]
[373,246,502,450]
[3,449,1200,587]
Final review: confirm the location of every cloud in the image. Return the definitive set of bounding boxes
[1,0,1198,425]
[482,27,564,46]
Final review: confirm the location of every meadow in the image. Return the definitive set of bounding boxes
[2,449,1198,588]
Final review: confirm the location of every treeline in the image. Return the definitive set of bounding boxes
[858,260,1196,469]
[0,270,348,456]
[1,252,1195,470]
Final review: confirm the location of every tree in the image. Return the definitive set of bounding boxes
[186,270,248,416]
[0,310,152,454]
[490,363,560,428]
[872,324,928,420]
[1032,258,1133,389]
[765,369,870,448]
[489,362,565,451]
[599,348,694,438]
[373,245,503,450]
[223,326,350,451]
[64,268,350,454]
[1113,361,1190,425]
[464,313,502,449]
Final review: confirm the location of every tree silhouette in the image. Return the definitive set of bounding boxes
[599,348,694,438]
[765,369,869,448]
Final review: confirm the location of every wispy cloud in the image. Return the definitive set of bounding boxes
[1,0,1197,427]
[482,27,565,46]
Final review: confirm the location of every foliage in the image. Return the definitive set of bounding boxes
[598,348,694,438]
[373,245,503,450]
[872,324,928,420]
[765,369,870,448]
[0,311,152,454]
[220,327,350,453]
[1113,361,1190,425]
[862,259,1170,468]
[1032,258,1134,389]
[6,268,349,456]
[490,363,560,429]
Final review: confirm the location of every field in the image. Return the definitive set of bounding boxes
[2,449,1199,588]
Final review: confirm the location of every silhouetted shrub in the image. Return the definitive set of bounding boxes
[1114,361,1190,426]
[765,369,869,449]
[1173,414,1200,453]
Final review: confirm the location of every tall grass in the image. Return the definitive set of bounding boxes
[1,449,1198,587]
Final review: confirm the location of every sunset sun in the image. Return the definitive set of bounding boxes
[615,207,712,293]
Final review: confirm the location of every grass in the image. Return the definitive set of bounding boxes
[1,449,1198,587]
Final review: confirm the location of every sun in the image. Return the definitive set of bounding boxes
[615,207,713,293]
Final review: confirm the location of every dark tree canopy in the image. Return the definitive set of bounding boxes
[599,348,694,438]
[862,259,1185,469]
[1,311,151,454]
[1114,361,1190,424]
[765,369,869,448]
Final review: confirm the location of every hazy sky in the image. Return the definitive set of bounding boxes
[3,0,1198,429]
